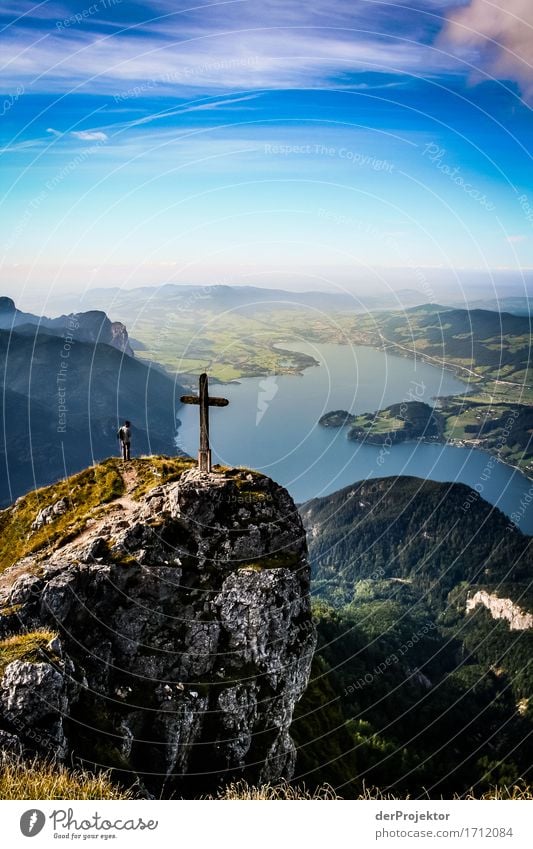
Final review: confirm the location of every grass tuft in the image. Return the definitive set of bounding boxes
[128,456,195,499]
[0,631,58,677]
[461,781,533,800]
[0,755,133,800]
[205,781,341,800]
[205,780,533,800]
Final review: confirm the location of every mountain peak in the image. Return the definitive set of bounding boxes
[0,458,315,797]
[0,297,16,314]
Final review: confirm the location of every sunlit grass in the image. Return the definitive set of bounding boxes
[1,761,530,801]
[205,781,341,800]
[205,780,533,800]
[0,459,125,573]
[0,631,58,677]
[0,756,134,800]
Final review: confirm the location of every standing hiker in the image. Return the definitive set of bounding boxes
[117,420,132,461]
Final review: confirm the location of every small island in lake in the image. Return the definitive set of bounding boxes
[319,401,441,444]
[320,397,533,476]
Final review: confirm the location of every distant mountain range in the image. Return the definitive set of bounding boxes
[457,297,533,317]
[42,283,431,315]
[0,299,185,505]
[21,284,533,320]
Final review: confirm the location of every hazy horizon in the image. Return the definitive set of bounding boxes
[3,267,532,318]
[2,1,533,308]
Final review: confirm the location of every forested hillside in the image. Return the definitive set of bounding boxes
[293,478,533,797]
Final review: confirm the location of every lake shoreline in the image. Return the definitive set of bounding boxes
[176,340,533,532]
[277,338,533,484]
[333,428,533,484]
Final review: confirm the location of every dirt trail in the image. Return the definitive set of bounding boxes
[48,463,142,557]
[116,462,140,511]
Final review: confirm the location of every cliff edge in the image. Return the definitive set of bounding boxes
[0,458,316,797]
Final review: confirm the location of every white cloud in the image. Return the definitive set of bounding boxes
[71,130,109,141]
[45,127,108,142]
[443,0,533,99]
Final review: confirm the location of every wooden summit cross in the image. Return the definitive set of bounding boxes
[180,373,229,472]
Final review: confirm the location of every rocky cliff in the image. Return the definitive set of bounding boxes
[466,590,533,631]
[0,460,315,797]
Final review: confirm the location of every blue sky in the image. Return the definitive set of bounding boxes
[1,0,533,305]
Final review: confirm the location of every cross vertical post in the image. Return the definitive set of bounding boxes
[199,372,210,470]
[180,373,229,473]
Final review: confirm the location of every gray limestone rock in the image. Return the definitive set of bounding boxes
[0,661,69,757]
[0,467,316,797]
[31,498,69,531]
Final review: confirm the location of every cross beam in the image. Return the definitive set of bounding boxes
[180,373,229,472]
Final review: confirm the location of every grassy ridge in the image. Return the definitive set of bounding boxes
[0,459,124,573]
[0,456,195,574]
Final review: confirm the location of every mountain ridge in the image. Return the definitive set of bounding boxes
[0,297,134,357]
[0,327,186,505]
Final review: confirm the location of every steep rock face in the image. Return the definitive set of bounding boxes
[0,466,315,796]
[466,591,533,631]
[75,311,133,356]
[59,310,134,356]
[109,320,134,356]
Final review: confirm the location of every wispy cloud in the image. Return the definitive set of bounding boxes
[120,94,260,129]
[71,129,108,141]
[46,126,108,141]
[0,0,467,95]
[1,94,257,154]
[0,138,45,153]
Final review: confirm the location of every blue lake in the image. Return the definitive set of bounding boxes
[176,342,533,534]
